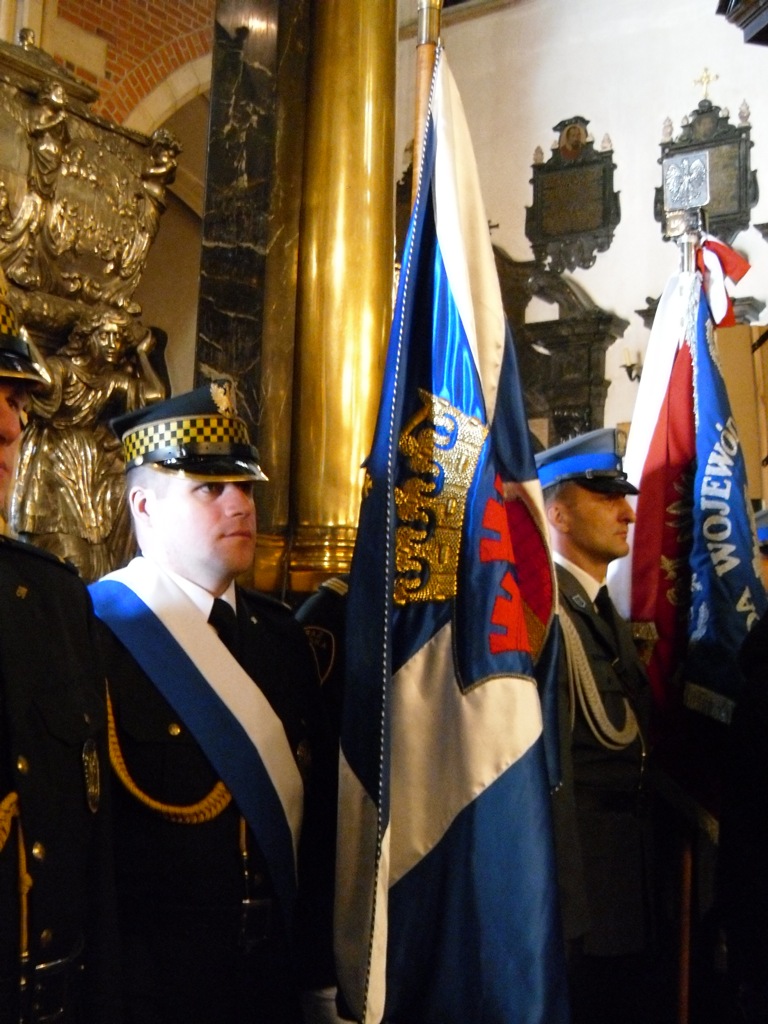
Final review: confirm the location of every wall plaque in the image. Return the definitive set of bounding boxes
[525,116,620,273]
[654,96,758,244]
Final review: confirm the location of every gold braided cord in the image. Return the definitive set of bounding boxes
[106,688,232,824]
[0,791,32,965]
[0,790,19,852]
[559,606,640,751]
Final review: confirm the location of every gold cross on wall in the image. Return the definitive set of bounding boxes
[694,67,719,101]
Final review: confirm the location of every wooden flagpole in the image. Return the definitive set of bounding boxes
[661,155,708,1023]
[411,0,443,206]
[678,830,693,1024]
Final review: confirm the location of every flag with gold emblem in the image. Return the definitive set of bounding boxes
[335,48,568,1024]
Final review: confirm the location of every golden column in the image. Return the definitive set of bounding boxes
[288,0,397,593]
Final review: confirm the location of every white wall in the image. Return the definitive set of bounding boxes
[133,191,200,395]
[396,0,768,428]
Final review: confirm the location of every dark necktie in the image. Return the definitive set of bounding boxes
[595,585,612,619]
[595,585,618,642]
[208,597,240,660]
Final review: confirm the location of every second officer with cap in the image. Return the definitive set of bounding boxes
[0,283,120,1024]
[536,428,656,1024]
[89,381,335,1024]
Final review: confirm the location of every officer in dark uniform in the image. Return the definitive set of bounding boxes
[536,428,654,1024]
[296,575,348,741]
[0,289,119,1024]
[90,382,336,1024]
[716,508,768,1023]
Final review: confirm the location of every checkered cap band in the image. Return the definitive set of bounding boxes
[0,298,18,338]
[123,414,251,465]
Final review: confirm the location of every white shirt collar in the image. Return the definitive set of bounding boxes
[142,558,237,618]
[553,551,604,605]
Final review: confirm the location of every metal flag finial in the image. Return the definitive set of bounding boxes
[662,149,710,270]
[417,0,443,46]
[412,0,444,204]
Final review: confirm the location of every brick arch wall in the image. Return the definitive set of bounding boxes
[122,55,211,136]
[54,0,215,123]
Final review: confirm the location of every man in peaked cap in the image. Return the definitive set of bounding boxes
[536,427,658,1024]
[89,381,337,1024]
[0,276,120,1024]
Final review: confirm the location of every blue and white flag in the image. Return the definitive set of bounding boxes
[608,252,766,826]
[335,48,568,1024]
[685,279,766,721]
[609,257,766,728]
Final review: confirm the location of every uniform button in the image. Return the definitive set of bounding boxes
[168,723,182,736]
[295,739,312,773]
[31,842,45,862]
[83,712,92,725]
[39,929,53,948]
[16,755,29,775]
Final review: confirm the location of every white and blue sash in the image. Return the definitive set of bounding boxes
[90,557,303,924]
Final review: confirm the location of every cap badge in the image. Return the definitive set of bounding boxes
[211,380,237,416]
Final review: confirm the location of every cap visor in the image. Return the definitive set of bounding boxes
[0,353,50,391]
[577,477,639,496]
[143,457,267,482]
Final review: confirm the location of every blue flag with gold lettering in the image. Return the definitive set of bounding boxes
[609,261,766,822]
[686,282,767,719]
[334,48,567,1024]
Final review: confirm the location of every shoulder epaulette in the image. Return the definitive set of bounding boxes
[239,587,294,615]
[320,575,349,597]
[0,534,80,574]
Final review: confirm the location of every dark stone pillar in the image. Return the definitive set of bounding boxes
[195,0,309,557]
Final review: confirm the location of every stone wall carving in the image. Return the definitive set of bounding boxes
[494,248,627,446]
[525,116,621,274]
[653,96,758,245]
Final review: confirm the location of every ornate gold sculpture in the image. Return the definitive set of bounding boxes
[9,310,164,580]
[0,72,180,314]
[0,31,176,579]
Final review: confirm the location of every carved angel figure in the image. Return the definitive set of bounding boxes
[107,128,182,307]
[0,80,70,289]
[0,182,45,289]
[28,80,69,200]
[9,309,165,580]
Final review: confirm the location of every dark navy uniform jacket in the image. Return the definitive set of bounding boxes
[0,536,119,1024]
[97,585,336,1024]
[717,612,768,1004]
[550,563,653,958]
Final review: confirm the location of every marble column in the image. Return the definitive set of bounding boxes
[195,0,310,591]
[197,0,397,596]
